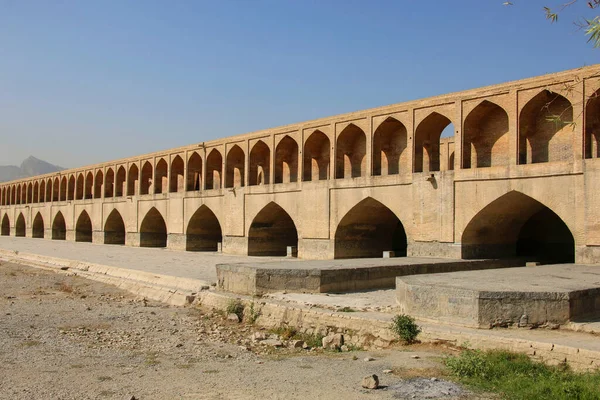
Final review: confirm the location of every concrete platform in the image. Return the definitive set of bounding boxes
[216,257,524,295]
[396,264,600,328]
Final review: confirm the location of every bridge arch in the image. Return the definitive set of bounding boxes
[1,214,9,236]
[104,209,126,245]
[32,212,44,238]
[15,213,25,237]
[519,90,573,164]
[206,149,222,190]
[45,179,52,202]
[186,205,222,251]
[585,88,600,159]
[225,145,245,188]
[105,168,115,198]
[76,174,84,200]
[461,191,574,263]
[52,211,66,240]
[170,155,184,193]
[249,140,270,186]
[67,175,75,200]
[75,210,93,242]
[140,161,153,195]
[60,176,67,201]
[125,164,136,196]
[140,207,167,248]
[414,112,454,173]
[334,197,407,259]
[248,202,298,256]
[33,182,39,203]
[373,117,408,175]
[187,152,202,191]
[84,172,93,199]
[336,124,366,179]
[94,170,104,198]
[463,100,509,168]
[39,181,46,203]
[303,130,330,181]
[155,158,168,194]
[27,182,33,203]
[275,136,298,184]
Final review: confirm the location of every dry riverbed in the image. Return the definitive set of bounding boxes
[0,261,484,400]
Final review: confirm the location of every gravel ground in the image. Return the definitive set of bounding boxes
[0,261,483,400]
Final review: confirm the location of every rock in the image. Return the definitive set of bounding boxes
[361,374,379,389]
[290,340,305,348]
[410,355,420,359]
[127,396,137,400]
[262,339,283,347]
[340,345,349,352]
[364,357,374,362]
[322,333,344,350]
[383,369,393,374]
[227,313,241,323]
[252,332,267,341]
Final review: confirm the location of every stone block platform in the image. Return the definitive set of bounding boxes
[216,257,524,295]
[396,264,600,328]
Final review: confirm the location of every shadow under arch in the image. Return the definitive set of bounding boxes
[334,197,407,259]
[15,213,25,237]
[186,205,223,251]
[52,211,66,240]
[1,214,9,236]
[32,212,44,239]
[461,191,574,263]
[140,207,167,248]
[104,209,126,245]
[248,202,298,256]
[75,210,93,243]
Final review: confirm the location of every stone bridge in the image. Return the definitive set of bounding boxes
[1,65,600,263]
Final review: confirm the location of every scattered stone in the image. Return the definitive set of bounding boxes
[364,357,374,362]
[322,333,343,350]
[262,339,283,347]
[252,332,266,341]
[290,340,304,348]
[60,267,69,271]
[430,377,438,382]
[340,345,349,352]
[411,355,420,359]
[227,313,240,323]
[361,374,379,389]
[383,369,393,374]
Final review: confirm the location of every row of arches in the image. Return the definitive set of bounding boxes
[0,191,575,263]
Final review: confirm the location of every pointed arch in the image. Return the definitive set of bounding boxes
[76,174,84,200]
[170,155,184,193]
[414,112,453,172]
[27,182,33,203]
[155,158,168,194]
[225,145,245,188]
[104,209,125,245]
[46,179,53,202]
[336,124,366,179]
[334,197,407,259]
[39,180,46,203]
[585,88,600,159]
[274,136,298,184]
[303,130,330,181]
[15,213,25,237]
[123,165,133,196]
[461,191,574,263]
[206,149,223,190]
[75,210,93,242]
[249,141,270,186]
[84,172,93,199]
[105,168,115,198]
[248,202,298,256]
[60,176,67,201]
[16,184,21,204]
[463,100,509,168]
[140,161,153,195]
[21,184,26,204]
[52,211,66,240]
[68,175,75,200]
[52,177,59,202]
[373,117,408,175]
[519,90,573,164]
[140,207,167,247]
[2,186,6,205]
[186,152,202,191]
[186,205,223,251]
[94,170,104,198]
[1,214,9,236]
[32,212,44,238]
[33,181,39,203]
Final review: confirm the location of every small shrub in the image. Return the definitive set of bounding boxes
[58,282,74,293]
[246,301,260,323]
[225,299,244,320]
[336,306,356,312]
[390,314,421,344]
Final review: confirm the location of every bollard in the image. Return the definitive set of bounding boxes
[383,251,395,258]
[287,246,298,258]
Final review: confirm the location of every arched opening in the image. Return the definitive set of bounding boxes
[84,172,93,199]
[52,178,59,202]
[60,177,67,201]
[154,158,168,194]
[248,202,298,256]
[33,182,39,203]
[1,214,9,236]
[52,212,66,240]
[206,149,222,190]
[169,155,184,193]
[414,112,453,173]
[75,210,93,242]
[125,165,135,196]
[519,90,573,164]
[275,136,298,184]
[140,161,153,195]
[186,205,223,251]
[585,88,600,159]
[373,117,408,175]
[140,208,167,248]
[104,209,125,245]
[15,213,25,237]
[461,191,575,264]
[249,141,270,186]
[39,181,45,203]
[67,175,75,200]
[21,184,26,204]
[303,130,330,181]
[76,174,84,200]
[105,168,115,198]
[94,170,104,198]
[27,183,33,203]
[32,213,44,238]
[463,101,509,168]
[225,145,245,188]
[45,180,52,202]
[334,197,407,259]
[186,152,202,191]
[336,124,366,179]
[15,184,21,204]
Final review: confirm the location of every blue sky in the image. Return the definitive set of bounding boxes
[0,0,598,168]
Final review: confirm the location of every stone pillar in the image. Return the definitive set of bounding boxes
[65,230,75,242]
[167,233,186,251]
[223,235,248,255]
[92,231,104,244]
[126,232,140,247]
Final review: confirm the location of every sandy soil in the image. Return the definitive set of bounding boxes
[0,261,481,400]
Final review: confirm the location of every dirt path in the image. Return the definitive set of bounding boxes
[0,261,478,400]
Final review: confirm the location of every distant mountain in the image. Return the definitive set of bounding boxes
[0,156,64,183]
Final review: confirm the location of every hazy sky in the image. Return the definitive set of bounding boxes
[0,0,598,168]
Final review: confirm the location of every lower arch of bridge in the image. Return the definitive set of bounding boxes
[248,202,298,256]
[1,214,9,236]
[32,213,44,238]
[334,197,407,259]
[75,210,93,243]
[461,191,575,263]
[104,209,125,245]
[140,208,167,248]
[15,213,25,237]
[52,212,66,240]
[186,205,222,251]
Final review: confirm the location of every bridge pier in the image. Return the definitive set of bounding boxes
[222,236,248,255]
[92,231,104,244]
[126,232,140,247]
[167,233,186,251]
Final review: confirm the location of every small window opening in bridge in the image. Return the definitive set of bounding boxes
[248,202,298,256]
[140,161,153,195]
[75,210,93,243]
[140,207,167,248]
[463,100,509,169]
[336,124,366,179]
[1,214,9,236]
[33,182,39,203]
[125,165,136,196]
[186,205,223,251]
[105,168,115,198]
[104,209,125,245]
[21,184,26,204]
[225,145,245,188]
[76,174,84,200]
[52,178,59,202]
[39,181,46,203]
[67,176,75,201]
[84,172,93,199]
[26,183,32,203]
[585,88,600,159]
[186,152,202,191]
[46,180,52,202]
[15,213,25,237]
[60,177,67,201]
[205,149,222,190]
[32,213,44,238]
[373,117,408,176]
[334,197,407,259]
[249,141,270,186]
[154,159,168,194]
[303,130,330,181]
[94,170,104,198]
[52,212,66,240]
[169,155,184,193]
[275,136,298,184]
[519,90,573,164]
[414,112,454,173]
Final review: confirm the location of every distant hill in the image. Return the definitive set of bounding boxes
[0,156,64,183]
